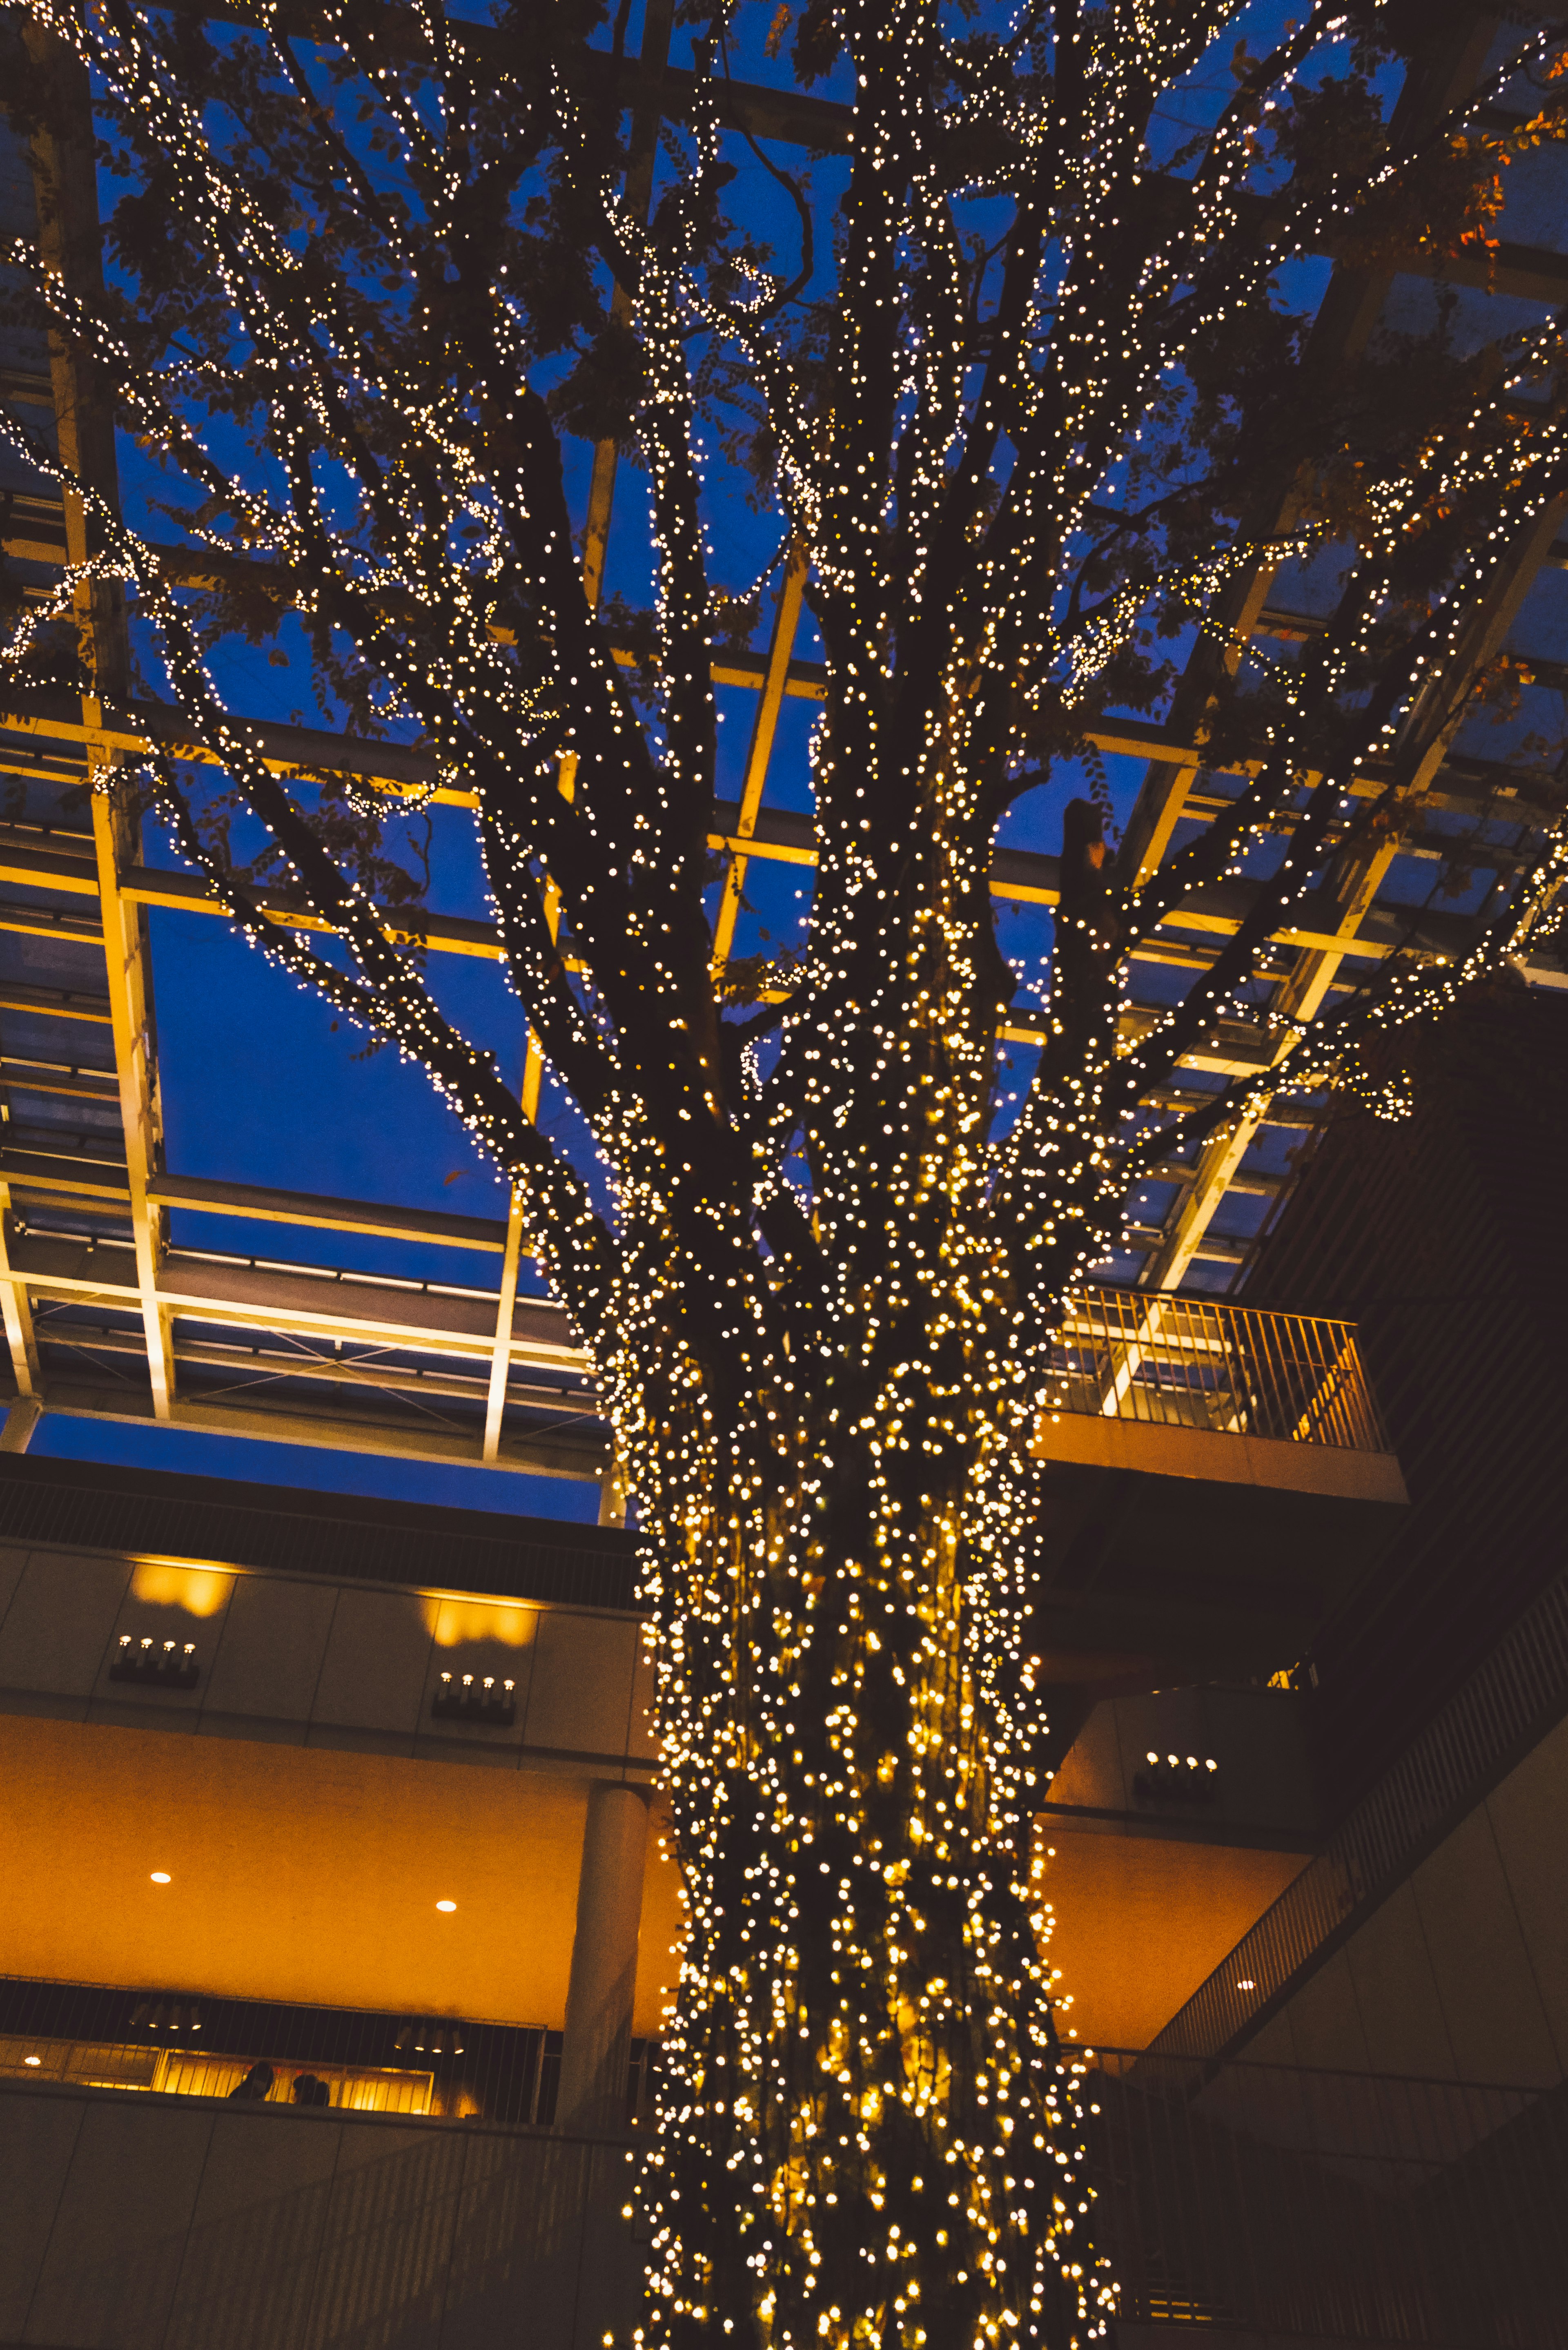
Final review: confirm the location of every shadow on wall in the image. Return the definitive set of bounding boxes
[16,2098,641,2350]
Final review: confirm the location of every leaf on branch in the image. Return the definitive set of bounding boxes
[791,0,842,86]
[546,314,644,450]
[719,947,807,1009]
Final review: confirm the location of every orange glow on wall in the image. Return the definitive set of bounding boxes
[128,1562,231,1617]
[421,1596,538,1649]
[0,1715,681,2036]
[1040,1824,1308,2051]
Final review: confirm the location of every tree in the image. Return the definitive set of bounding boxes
[4,2,1567,2342]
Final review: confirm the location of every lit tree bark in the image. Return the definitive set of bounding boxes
[4,5,1568,2345]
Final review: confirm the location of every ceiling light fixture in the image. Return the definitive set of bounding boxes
[435,1899,457,1913]
[150,1871,172,1884]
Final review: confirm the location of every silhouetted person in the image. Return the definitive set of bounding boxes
[228,2062,274,2101]
[292,2073,330,2107]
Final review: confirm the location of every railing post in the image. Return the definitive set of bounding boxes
[1062,1289,1386,1454]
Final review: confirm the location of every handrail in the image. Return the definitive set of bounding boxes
[0,1977,583,2130]
[1080,2047,1567,2340]
[1054,1286,1390,1453]
[1145,1566,1568,2065]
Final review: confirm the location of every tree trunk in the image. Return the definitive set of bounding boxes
[628,1377,1118,2350]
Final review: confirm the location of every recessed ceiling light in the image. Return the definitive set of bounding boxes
[24,2055,41,2067]
[1236,1978,1256,1991]
[435,1899,457,1913]
[150,1871,172,1885]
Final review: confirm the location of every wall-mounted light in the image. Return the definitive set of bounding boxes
[432,1670,517,1727]
[130,1996,202,2032]
[1133,1753,1220,1808]
[111,1635,200,1691]
[394,2017,467,2058]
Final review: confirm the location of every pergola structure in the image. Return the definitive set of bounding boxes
[0,6,1563,1488]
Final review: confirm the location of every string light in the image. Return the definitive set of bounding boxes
[2,6,1565,2348]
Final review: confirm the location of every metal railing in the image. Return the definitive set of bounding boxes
[0,1979,676,2131]
[1148,1565,1568,2065]
[1052,1286,1390,1452]
[1084,2050,1568,2344]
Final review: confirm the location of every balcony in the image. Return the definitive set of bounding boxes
[1051,1286,1394,1454]
[1029,1290,1408,1694]
[0,1973,653,2350]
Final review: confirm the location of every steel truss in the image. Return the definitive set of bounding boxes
[0,11,1563,1477]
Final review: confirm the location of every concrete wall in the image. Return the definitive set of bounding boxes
[0,1712,682,2033]
[0,1537,683,2034]
[1047,1685,1319,1841]
[1240,1708,1568,2087]
[1037,1687,1316,2052]
[0,1539,657,1778]
[0,2083,640,2350]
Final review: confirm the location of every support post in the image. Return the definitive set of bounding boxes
[0,1181,42,1402]
[481,1186,526,1463]
[597,1454,629,1526]
[557,1780,650,2136]
[27,36,174,1418]
[710,540,808,974]
[0,1396,42,1453]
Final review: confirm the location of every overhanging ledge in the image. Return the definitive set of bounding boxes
[1038,1411,1409,1507]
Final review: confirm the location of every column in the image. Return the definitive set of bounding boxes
[0,1397,41,1452]
[557,1779,650,2135]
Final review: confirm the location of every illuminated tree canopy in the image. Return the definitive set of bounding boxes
[4,2,1568,2343]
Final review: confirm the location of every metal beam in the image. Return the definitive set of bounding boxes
[0,1181,42,1400]
[0,1229,586,1374]
[0,801,1509,976]
[143,1171,513,1253]
[0,1396,41,1451]
[4,1369,605,1478]
[26,35,176,1420]
[1143,483,1568,1291]
[483,1187,528,1464]
[710,542,808,974]
[32,1320,595,1416]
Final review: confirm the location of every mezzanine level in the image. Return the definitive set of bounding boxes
[1033,1291,1406,1697]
